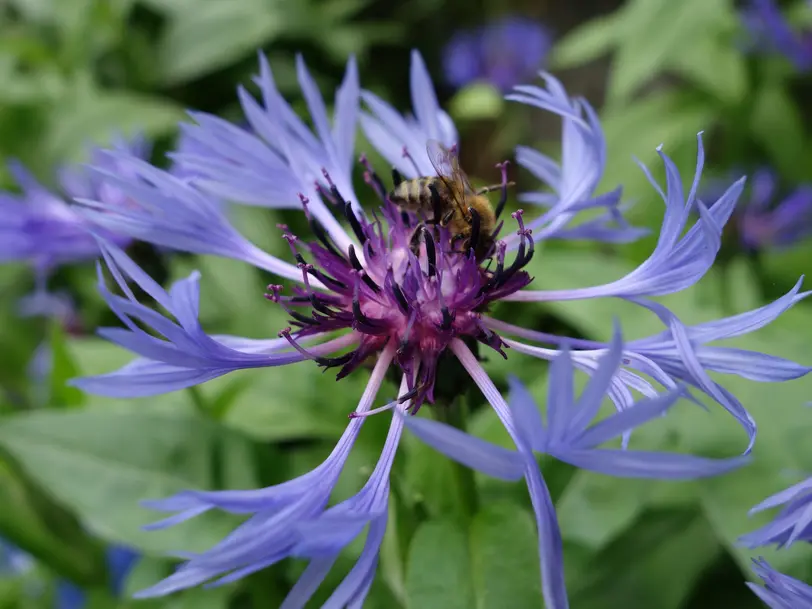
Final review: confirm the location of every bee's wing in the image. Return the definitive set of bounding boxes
[426,139,472,205]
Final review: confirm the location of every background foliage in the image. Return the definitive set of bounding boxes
[0,0,811,607]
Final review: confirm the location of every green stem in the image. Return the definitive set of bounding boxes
[433,398,479,520]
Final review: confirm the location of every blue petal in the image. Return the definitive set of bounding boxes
[556,448,749,479]
[523,458,569,609]
[71,360,232,397]
[507,375,547,451]
[402,411,525,480]
[321,515,387,609]
[567,324,624,435]
[545,345,574,446]
[280,557,337,609]
[747,558,812,608]
[569,388,684,449]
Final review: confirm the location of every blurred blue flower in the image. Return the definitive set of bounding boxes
[747,558,812,608]
[56,546,139,609]
[739,475,812,548]
[68,51,810,606]
[0,539,33,576]
[442,16,552,92]
[701,169,812,252]
[0,136,146,274]
[741,0,812,72]
[405,329,749,609]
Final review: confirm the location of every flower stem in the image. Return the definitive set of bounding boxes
[433,397,479,520]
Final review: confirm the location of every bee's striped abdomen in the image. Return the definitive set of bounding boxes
[389,177,436,212]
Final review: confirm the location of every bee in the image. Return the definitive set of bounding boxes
[388,140,513,262]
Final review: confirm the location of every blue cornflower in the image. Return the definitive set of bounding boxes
[741,0,812,72]
[747,558,812,608]
[69,52,807,605]
[405,328,748,608]
[739,475,812,548]
[442,15,553,92]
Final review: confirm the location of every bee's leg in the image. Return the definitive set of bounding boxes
[440,208,455,226]
[410,224,438,277]
[427,184,444,225]
[391,168,404,187]
[477,162,515,219]
[409,222,427,256]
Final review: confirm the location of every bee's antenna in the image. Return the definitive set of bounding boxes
[467,207,481,256]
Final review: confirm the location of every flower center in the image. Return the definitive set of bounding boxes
[270,156,534,410]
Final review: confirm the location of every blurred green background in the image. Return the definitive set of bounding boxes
[1,0,811,607]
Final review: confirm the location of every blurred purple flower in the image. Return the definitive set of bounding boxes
[739,475,812,548]
[741,0,812,72]
[702,169,812,251]
[747,558,812,608]
[442,16,553,92]
[67,51,810,606]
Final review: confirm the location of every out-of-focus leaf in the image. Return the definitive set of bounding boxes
[404,520,474,609]
[570,509,720,609]
[599,90,714,209]
[605,0,736,105]
[44,82,184,166]
[448,83,504,121]
[0,57,65,104]
[48,322,84,408]
[158,1,287,85]
[0,404,258,556]
[670,36,747,104]
[469,503,541,609]
[551,15,620,69]
[749,82,807,181]
[557,474,690,551]
[216,364,369,442]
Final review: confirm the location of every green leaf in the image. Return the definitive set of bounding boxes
[0,404,259,556]
[550,15,620,69]
[44,83,184,166]
[405,520,474,609]
[48,321,84,408]
[571,509,721,609]
[603,0,737,105]
[749,82,807,181]
[217,364,368,442]
[158,1,286,85]
[598,90,714,207]
[469,503,542,609]
[669,36,747,104]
